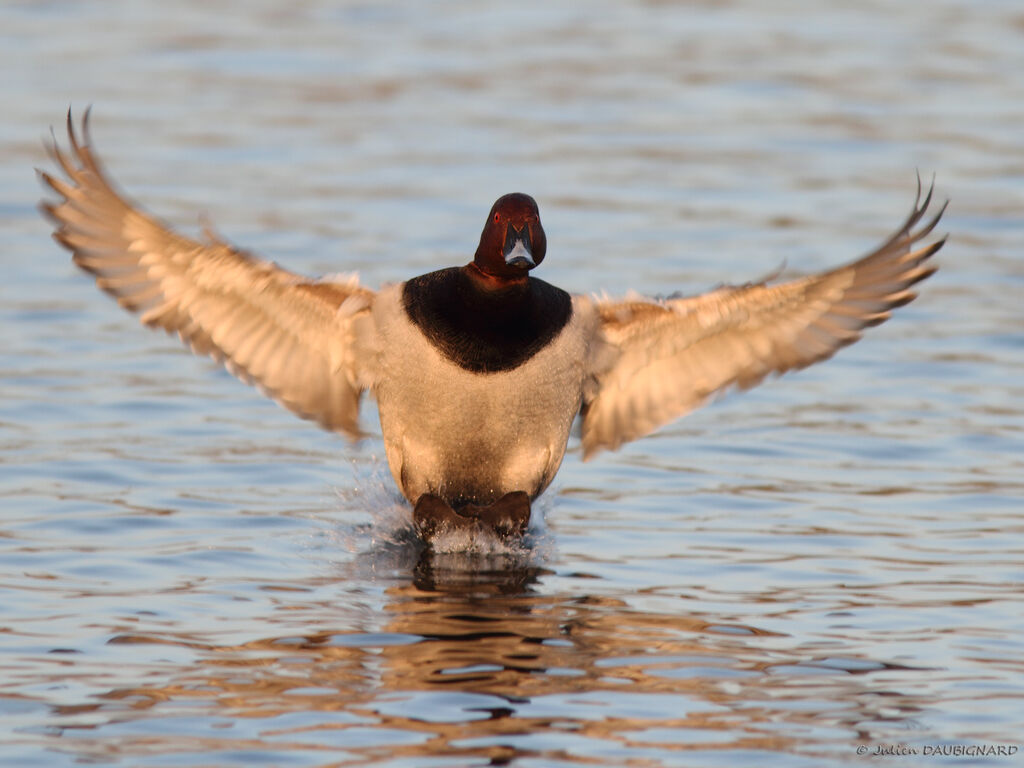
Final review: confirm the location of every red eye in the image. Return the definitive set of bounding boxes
[493,213,500,223]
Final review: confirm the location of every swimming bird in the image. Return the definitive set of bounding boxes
[40,110,947,543]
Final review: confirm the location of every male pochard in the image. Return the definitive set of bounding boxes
[41,112,947,543]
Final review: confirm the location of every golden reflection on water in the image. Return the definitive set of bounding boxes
[59,550,929,764]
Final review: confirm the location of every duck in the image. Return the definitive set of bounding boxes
[40,110,947,544]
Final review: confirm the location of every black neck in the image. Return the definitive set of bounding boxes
[402,267,573,373]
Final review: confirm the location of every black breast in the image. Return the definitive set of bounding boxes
[402,267,573,373]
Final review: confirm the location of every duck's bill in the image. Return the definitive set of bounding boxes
[503,225,535,269]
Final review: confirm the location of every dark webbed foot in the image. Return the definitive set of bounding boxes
[411,494,461,541]
[412,491,531,544]
[464,491,531,540]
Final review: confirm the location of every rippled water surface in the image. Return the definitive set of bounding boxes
[3,1,1023,765]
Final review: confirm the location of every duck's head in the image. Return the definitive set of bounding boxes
[472,193,547,281]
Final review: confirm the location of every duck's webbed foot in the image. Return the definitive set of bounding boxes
[412,491,531,544]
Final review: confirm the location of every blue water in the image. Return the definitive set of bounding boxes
[2,1,1023,766]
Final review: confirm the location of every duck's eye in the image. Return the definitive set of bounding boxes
[493,213,500,223]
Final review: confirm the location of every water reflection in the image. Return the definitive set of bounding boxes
[51,548,932,764]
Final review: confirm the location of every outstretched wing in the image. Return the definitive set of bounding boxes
[581,180,947,457]
[40,110,375,439]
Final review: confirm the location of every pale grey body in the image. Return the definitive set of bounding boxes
[368,285,601,504]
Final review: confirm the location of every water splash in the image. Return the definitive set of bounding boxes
[325,455,556,564]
